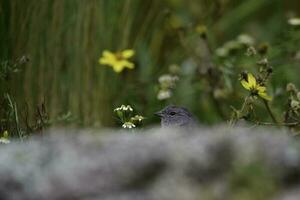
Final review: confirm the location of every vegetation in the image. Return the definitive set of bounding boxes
[1,0,300,138]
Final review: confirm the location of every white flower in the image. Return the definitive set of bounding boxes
[237,34,255,46]
[157,89,172,100]
[158,74,173,84]
[0,138,10,144]
[114,107,120,111]
[131,115,145,122]
[114,105,133,112]
[124,105,133,111]
[288,18,300,26]
[122,122,136,129]
[158,74,178,88]
[215,47,228,57]
[114,105,124,112]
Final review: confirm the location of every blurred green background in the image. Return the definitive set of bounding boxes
[1,0,300,128]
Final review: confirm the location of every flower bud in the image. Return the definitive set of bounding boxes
[286,83,297,92]
[257,43,269,55]
[195,25,207,39]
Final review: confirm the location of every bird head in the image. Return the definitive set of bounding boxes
[155,105,196,127]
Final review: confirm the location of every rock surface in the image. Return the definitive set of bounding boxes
[0,126,299,200]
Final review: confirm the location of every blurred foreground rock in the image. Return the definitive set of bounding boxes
[0,126,300,200]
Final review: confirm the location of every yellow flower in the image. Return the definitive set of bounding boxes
[241,73,272,101]
[99,49,135,73]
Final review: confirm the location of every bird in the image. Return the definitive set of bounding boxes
[155,105,198,128]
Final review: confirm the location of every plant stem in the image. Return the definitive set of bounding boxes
[247,117,300,127]
[262,99,278,125]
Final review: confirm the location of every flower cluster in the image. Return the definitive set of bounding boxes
[130,115,145,122]
[122,122,136,129]
[113,105,144,129]
[99,49,135,73]
[114,105,133,112]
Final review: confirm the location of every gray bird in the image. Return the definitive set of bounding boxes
[155,105,198,128]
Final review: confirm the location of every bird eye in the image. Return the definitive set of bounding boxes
[169,112,176,116]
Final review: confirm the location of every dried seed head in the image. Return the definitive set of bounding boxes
[258,43,269,55]
[246,46,257,57]
[239,71,248,81]
[266,66,273,74]
[290,100,300,109]
[286,83,297,92]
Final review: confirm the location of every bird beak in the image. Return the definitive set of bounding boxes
[155,111,163,117]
